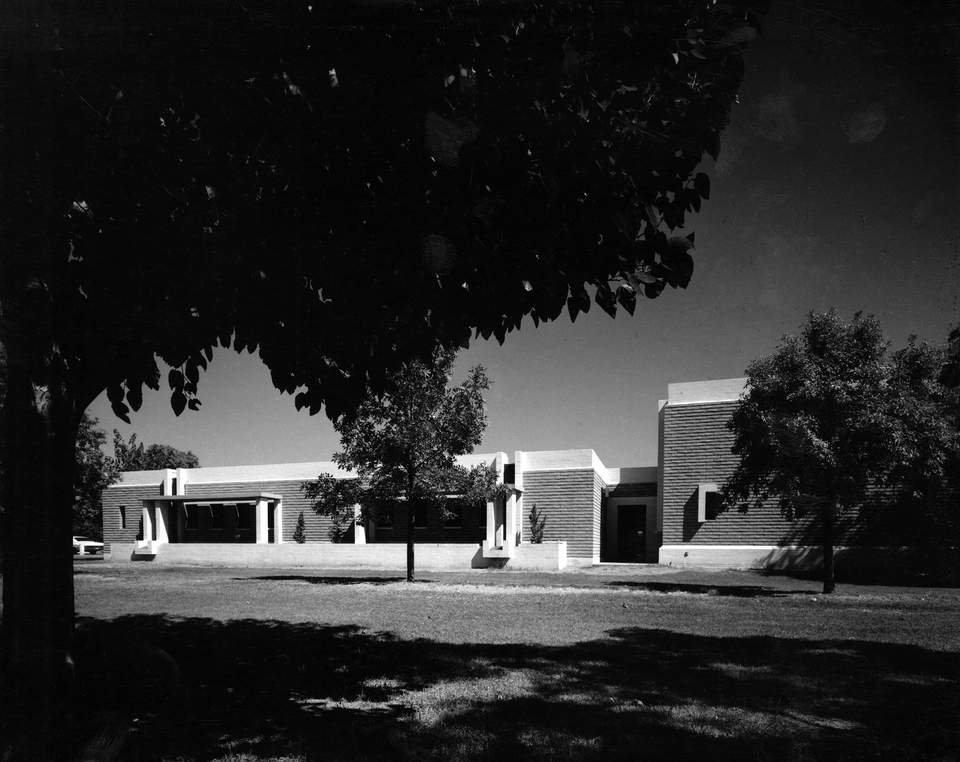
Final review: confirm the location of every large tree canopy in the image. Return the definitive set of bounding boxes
[0,1,763,757]
[722,311,960,594]
[3,0,764,425]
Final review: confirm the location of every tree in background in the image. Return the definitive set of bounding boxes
[303,349,501,581]
[72,415,120,539]
[722,311,959,594]
[112,431,199,472]
[886,334,960,551]
[0,1,763,755]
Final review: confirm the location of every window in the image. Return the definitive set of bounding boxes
[185,505,199,530]
[413,504,427,529]
[236,503,252,530]
[697,484,719,522]
[443,501,463,529]
[376,506,394,529]
[211,505,225,530]
[120,506,127,530]
[705,492,721,521]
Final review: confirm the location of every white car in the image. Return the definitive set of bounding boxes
[73,536,104,555]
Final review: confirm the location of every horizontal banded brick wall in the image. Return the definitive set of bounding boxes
[523,468,600,560]
[661,400,818,546]
[105,476,487,548]
[661,401,878,547]
[102,480,166,552]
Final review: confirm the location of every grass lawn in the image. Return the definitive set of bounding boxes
[54,565,960,761]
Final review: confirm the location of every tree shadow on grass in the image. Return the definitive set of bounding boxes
[238,575,414,585]
[72,615,960,762]
[604,581,820,597]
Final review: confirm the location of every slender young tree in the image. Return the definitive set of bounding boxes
[303,348,501,581]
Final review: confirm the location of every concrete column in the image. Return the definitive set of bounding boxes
[176,467,190,495]
[154,502,169,544]
[513,451,524,491]
[141,502,154,545]
[505,492,517,549]
[494,498,505,547]
[353,505,366,544]
[485,500,496,547]
[514,490,523,545]
[255,498,269,544]
[273,501,283,544]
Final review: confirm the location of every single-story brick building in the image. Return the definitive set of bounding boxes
[102,449,658,570]
[102,378,916,571]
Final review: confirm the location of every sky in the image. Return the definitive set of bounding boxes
[88,0,960,471]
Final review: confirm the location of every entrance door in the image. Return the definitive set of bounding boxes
[268,502,275,544]
[616,505,647,562]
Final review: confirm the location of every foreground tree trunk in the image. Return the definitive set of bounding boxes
[1,6,88,755]
[821,502,836,595]
[0,357,83,761]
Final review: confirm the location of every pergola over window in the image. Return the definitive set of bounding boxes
[140,492,283,547]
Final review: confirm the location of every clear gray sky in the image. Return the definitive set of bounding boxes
[89,0,960,470]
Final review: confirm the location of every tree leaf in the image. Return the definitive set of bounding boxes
[694,172,710,200]
[126,383,143,412]
[595,285,617,318]
[111,400,131,424]
[171,391,187,417]
[424,111,478,169]
[616,285,637,316]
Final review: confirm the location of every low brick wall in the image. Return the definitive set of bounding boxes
[107,541,568,571]
[659,544,959,576]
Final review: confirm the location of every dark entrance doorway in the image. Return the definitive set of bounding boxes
[616,505,647,562]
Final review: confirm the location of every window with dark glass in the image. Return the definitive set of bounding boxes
[211,504,225,530]
[185,505,199,530]
[413,503,428,529]
[443,500,463,529]
[376,506,394,529]
[236,503,252,530]
[705,492,721,521]
[120,506,127,530]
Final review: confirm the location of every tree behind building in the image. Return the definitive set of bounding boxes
[722,311,960,593]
